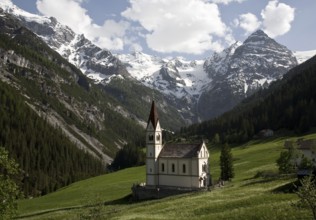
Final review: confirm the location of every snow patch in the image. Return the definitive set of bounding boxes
[294,50,316,64]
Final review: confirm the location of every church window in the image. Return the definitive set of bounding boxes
[148,134,154,141]
[161,163,165,172]
[182,164,186,173]
[172,163,175,173]
[156,134,160,141]
[202,163,207,172]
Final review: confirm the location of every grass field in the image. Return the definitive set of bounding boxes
[17,133,316,219]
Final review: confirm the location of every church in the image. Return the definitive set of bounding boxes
[145,101,211,189]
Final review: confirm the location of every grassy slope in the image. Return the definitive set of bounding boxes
[17,133,316,219]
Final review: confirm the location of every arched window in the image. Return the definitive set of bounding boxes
[156,133,160,141]
[161,163,165,172]
[172,163,175,173]
[148,134,154,141]
[182,164,186,173]
[202,163,207,172]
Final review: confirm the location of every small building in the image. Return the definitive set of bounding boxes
[284,139,316,178]
[296,139,316,165]
[258,129,274,138]
[145,101,211,189]
[285,139,316,165]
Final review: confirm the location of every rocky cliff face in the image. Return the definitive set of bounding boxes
[18,16,129,83]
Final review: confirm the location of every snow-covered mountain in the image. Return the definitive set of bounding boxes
[199,30,298,119]
[117,52,209,99]
[0,0,128,84]
[2,1,315,122]
[294,50,316,64]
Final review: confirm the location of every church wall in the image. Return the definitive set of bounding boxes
[146,145,154,158]
[191,159,198,176]
[158,175,200,188]
[168,159,179,174]
[158,158,194,176]
[146,174,155,186]
[146,159,156,174]
[156,158,201,188]
[146,140,162,158]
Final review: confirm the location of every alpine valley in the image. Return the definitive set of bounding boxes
[1,2,316,161]
[0,0,316,202]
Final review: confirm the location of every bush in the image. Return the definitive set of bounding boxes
[0,147,21,219]
[296,176,316,219]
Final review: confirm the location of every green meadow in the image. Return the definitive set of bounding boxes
[17,133,316,219]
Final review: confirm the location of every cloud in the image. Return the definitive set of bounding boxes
[237,13,261,34]
[210,0,247,5]
[36,0,129,50]
[122,0,233,54]
[261,0,295,38]
[129,43,143,52]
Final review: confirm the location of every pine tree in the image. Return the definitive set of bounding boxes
[212,133,221,145]
[220,143,234,181]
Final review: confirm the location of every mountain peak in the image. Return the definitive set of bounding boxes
[244,29,272,45]
[251,29,268,36]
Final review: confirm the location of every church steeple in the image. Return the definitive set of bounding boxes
[147,101,159,129]
[146,100,162,186]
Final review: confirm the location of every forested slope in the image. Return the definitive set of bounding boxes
[0,81,105,197]
[0,10,148,197]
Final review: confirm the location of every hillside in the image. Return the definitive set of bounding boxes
[0,3,189,129]
[0,8,154,197]
[0,79,105,197]
[180,54,316,143]
[16,133,316,219]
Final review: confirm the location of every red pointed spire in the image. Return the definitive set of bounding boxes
[148,101,159,128]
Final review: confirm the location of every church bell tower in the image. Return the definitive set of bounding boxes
[146,101,162,186]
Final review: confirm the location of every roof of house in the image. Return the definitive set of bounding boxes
[147,101,159,129]
[297,139,316,150]
[284,139,316,150]
[159,143,204,158]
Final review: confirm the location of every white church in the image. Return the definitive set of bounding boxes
[145,101,211,189]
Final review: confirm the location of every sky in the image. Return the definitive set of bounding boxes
[8,0,316,60]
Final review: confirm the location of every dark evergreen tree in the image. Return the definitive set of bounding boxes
[220,143,234,181]
[109,144,145,171]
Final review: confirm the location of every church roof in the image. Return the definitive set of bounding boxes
[159,143,203,158]
[147,101,159,128]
